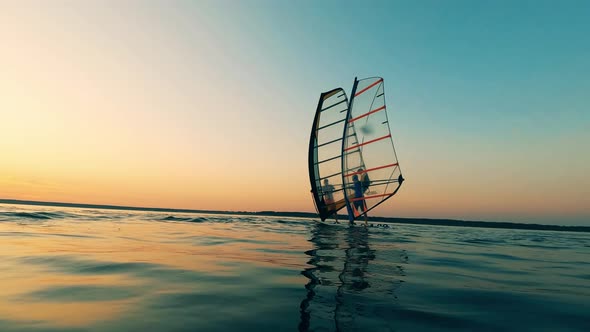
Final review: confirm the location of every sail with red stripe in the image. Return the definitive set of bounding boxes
[342,77,404,221]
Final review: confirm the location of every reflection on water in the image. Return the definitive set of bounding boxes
[0,205,313,331]
[299,224,407,331]
[2,204,589,332]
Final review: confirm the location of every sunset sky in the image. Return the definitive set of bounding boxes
[1,1,589,225]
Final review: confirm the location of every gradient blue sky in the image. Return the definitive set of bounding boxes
[2,1,589,225]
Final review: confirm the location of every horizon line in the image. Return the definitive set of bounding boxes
[1,198,588,233]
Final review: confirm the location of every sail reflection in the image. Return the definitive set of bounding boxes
[299,224,407,331]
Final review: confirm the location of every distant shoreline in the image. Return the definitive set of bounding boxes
[1,198,588,233]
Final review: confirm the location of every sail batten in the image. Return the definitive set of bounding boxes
[343,163,399,177]
[343,134,391,152]
[315,154,341,165]
[318,171,343,181]
[317,118,346,131]
[348,105,386,123]
[316,137,343,148]
[321,99,347,112]
[350,193,394,201]
[354,78,383,97]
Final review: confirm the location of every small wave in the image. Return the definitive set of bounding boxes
[0,211,57,220]
[478,252,526,261]
[516,243,571,250]
[22,285,140,302]
[160,215,208,223]
[161,216,193,221]
[274,219,304,226]
[22,256,158,275]
[0,210,99,222]
[462,238,505,245]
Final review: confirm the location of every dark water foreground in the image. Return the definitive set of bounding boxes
[0,204,588,331]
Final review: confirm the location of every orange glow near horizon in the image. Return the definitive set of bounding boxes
[1,2,589,225]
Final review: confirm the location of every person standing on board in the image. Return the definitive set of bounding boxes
[322,179,339,223]
[351,174,368,226]
[358,168,371,194]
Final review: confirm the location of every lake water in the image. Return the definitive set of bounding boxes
[1,203,588,331]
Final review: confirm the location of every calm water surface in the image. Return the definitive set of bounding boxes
[1,204,588,331]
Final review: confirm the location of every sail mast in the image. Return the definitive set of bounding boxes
[342,77,359,223]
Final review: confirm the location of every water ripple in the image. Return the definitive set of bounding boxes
[0,203,588,332]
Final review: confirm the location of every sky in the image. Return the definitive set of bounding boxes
[1,0,589,225]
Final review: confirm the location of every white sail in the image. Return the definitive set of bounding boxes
[342,77,404,221]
